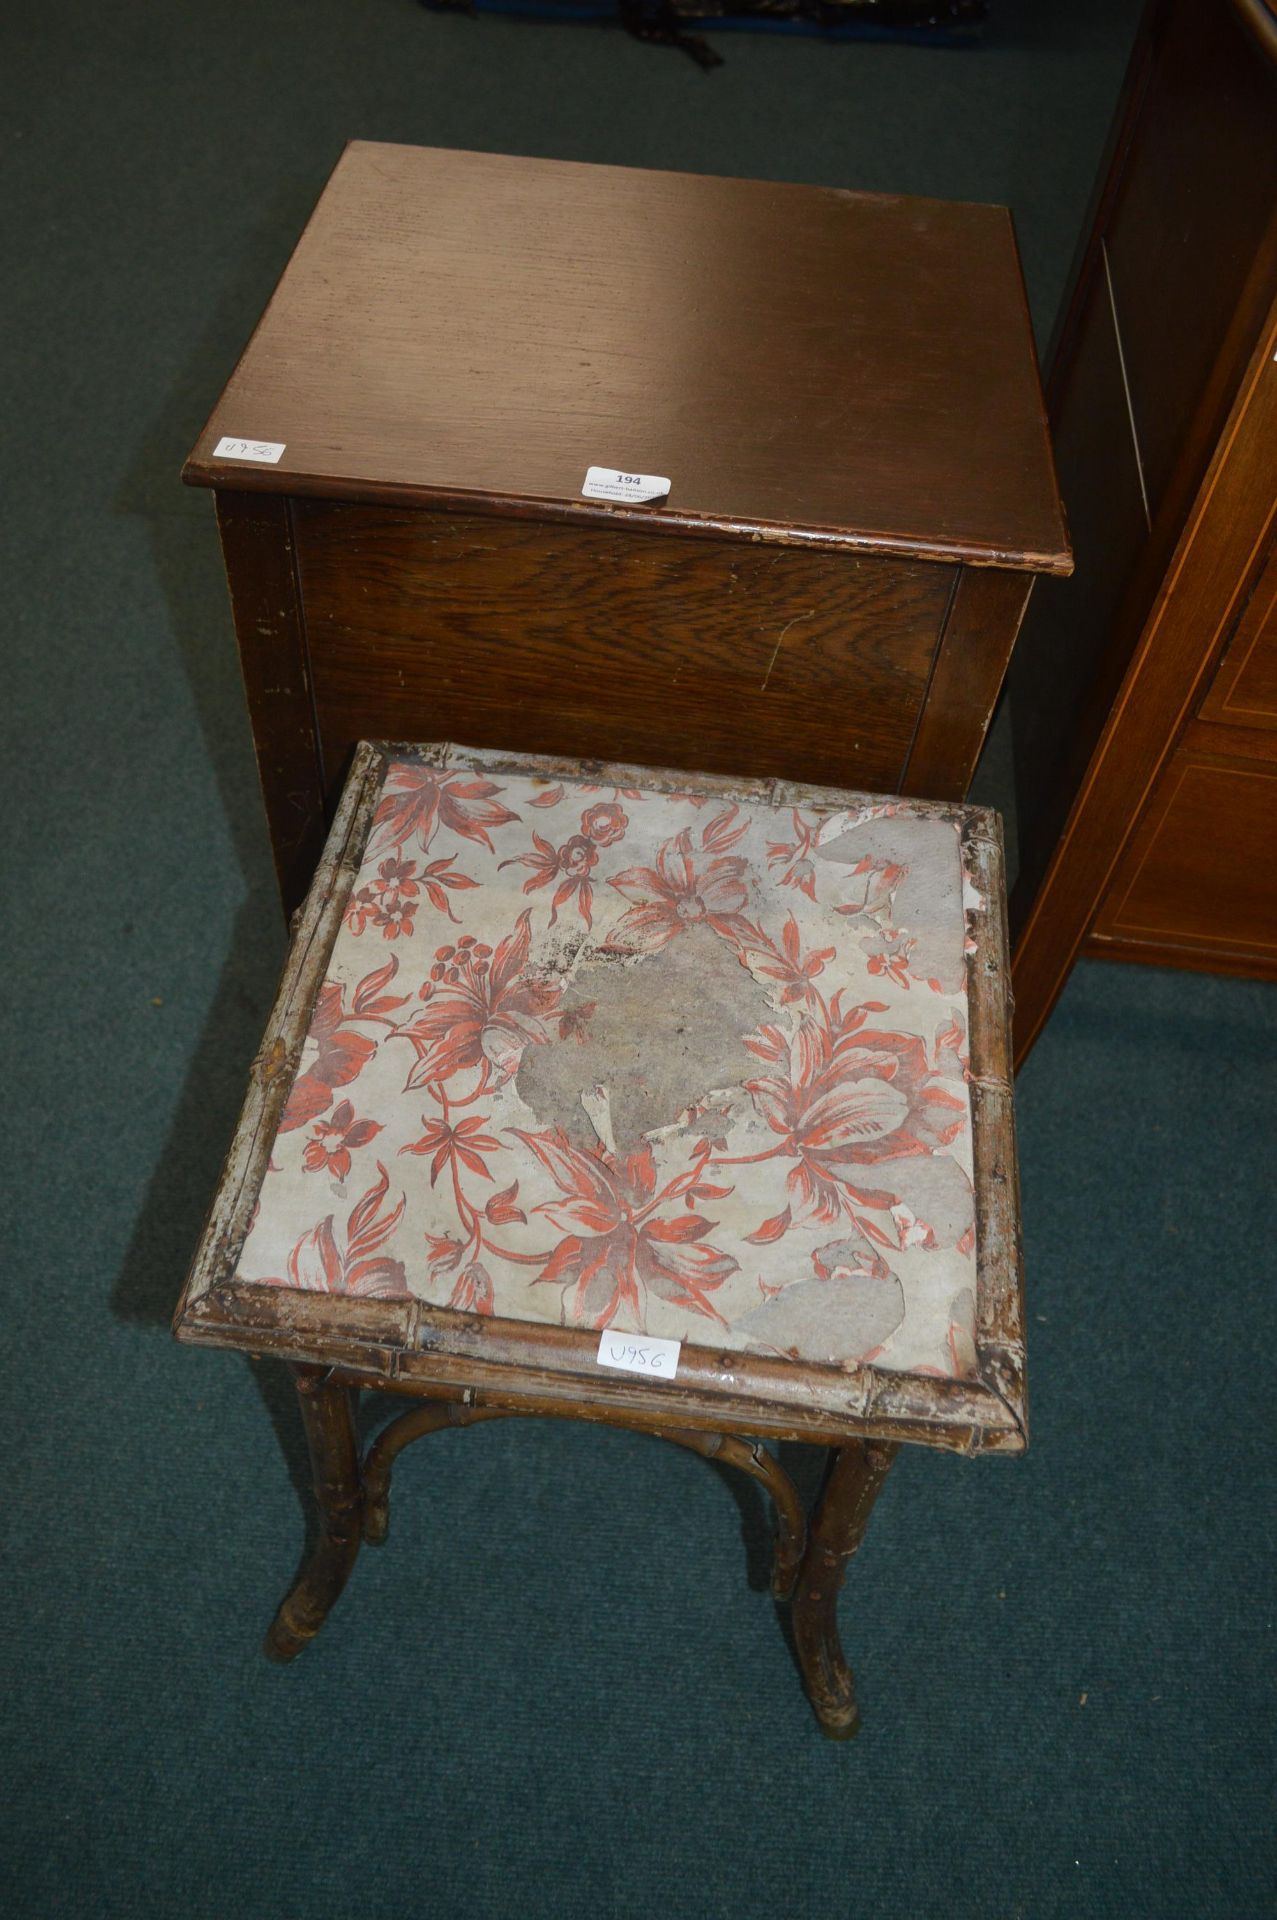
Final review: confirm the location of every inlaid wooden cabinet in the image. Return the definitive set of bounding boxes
[185,142,1068,913]
[1009,0,1277,1056]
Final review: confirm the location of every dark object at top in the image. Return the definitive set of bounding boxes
[421,0,988,72]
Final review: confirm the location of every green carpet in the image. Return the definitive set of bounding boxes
[4,2,1274,1915]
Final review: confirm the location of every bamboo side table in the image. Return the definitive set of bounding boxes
[176,741,1025,1737]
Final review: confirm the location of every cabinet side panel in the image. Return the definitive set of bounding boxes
[1009,267,1150,913]
[902,567,1031,804]
[1011,303,1277,1065]
[214,491,326,914]
[1104,0,1277,527]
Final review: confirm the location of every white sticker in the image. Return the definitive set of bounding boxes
[581,465,670,505]
[212,436,286,465]
[596,1329,682,1379]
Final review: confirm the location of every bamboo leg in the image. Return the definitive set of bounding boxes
[791,1440,897,1739]
[360,1402,806,1599]
[658,1429,807,1600]
[265,1366,364,1662]
[362,1401,509,1544]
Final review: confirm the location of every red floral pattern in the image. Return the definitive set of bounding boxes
[516,1130,738,1329]
[237,754,982,1379]
[390,918,561,1091]
[277,958,408,1132]
[302,1100,383,1179]
[604,830,750,952]
[345,853,479,938]
[263,1163,409,1299]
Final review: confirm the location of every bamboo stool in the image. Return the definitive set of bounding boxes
[176,741,1025,1738]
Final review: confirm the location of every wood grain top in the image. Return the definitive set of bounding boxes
[185,142,1070,573]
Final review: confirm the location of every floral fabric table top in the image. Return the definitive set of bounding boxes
[236,751,984,1381]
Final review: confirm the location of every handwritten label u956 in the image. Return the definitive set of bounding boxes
[596,1329,681,1379]
[212,436,286,465]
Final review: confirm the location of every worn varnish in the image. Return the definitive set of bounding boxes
[184,143,1068,910]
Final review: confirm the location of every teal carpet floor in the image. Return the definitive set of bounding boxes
[4,3,1274,1915]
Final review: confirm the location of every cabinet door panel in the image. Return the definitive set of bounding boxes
[1094,751,1277,961]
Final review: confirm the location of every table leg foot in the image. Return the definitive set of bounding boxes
[265,1367,363,1663]
[791,1440,896,1738]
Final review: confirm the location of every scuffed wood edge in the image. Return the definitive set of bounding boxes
[389,737,980,827]
[173,741,388,1335]
[182,1269,1023,1455]
[179,1279,1022,1453]
[962,810,1028,1450]
[180,464,1073,576]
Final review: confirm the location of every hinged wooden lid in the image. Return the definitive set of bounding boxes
[184,141,1070,574]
